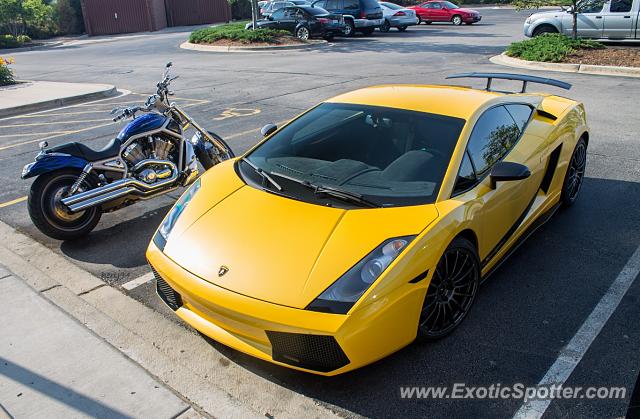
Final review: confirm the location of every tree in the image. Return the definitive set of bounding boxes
[0,0,54,37]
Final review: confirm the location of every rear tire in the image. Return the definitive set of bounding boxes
[417,237,480,341]
[560,137,587,207]
[344,19,355,37]
[296,26,310,41]
[28,169,102,240]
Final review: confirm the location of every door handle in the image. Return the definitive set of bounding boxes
[623,15,631,18]
[595,15,602,18]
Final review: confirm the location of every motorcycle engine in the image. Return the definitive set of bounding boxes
[122,136,176,184]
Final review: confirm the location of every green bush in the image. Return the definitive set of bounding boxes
[506,33,604,62]
[0,34,20,48]
[0,56,15,86]
[16,34,31,43]
[189,23,292,44]
[55,0,85,35]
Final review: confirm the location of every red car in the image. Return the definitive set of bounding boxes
[408,1,481,25]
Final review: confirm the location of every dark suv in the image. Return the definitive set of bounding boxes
[311,0,383,36]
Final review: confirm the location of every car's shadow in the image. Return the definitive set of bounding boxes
[198,176,640,418]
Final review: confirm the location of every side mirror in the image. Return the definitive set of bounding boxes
[489,161,530,189]
[261,123,277,137]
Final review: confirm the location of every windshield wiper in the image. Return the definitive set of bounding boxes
[271,171,380,208]
[241,157,282,191]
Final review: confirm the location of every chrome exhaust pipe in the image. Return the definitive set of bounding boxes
[61,160,178,213]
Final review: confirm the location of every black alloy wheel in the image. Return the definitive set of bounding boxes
[417,237,480,341]
[561,137,587,206]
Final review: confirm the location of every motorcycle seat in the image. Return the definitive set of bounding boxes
[48,139,121,161]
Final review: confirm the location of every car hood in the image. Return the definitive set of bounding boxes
[529,10,562,20]
[163,161,439,309]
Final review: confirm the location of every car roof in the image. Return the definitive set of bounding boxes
[326,85,505,120]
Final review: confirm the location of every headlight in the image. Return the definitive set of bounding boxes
[525,16,533,24]
[306,236,415,314]
[153,178,201,251]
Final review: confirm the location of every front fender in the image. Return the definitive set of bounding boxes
[21,155,88,179]
[527,17,561,36]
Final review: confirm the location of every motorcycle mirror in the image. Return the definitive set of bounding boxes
[261,123,277,137]
[166,62,172,68]
[110,108,120,115]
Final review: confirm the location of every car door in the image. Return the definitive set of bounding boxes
[417,2,433,20]
[602,0,634,38]
[451,104,543,265]
[562,0,606,37]
[278,7,299,32]
[429,2,448,21]
[269,8,287,29]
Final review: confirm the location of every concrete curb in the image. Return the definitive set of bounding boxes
[0,220,349,419]
[0,42,63,54]
[0,82,118,118]
[180,40,328,52]
[490,52,640,79]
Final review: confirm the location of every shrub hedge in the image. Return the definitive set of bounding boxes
[506,33,604,62]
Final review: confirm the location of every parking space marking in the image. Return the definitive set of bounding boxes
[0,196,27,208]
[0,119,112,129]
[513,244,640,419]
[214,108,261,121]
[0,131,73,138]
[121,272,155,290]
[0,122,113,152]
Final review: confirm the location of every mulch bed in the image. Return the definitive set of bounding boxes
[562,47,640,68]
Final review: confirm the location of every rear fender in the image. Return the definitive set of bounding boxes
[21,154,88,179]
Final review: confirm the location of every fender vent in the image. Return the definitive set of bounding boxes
[266,331,350,373]
[152,267,183,311]
[540,144,563,193]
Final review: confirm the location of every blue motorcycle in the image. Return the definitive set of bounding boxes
[21,63,234,240]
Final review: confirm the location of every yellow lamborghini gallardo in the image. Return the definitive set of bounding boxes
[147,73,589,375]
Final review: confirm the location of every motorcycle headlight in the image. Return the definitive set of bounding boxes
[153,178,201,251]
[306,236,415,314]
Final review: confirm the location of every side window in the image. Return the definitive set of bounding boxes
[344,0,358,9]
[578,0,605,13]
[466,106,520,176]
[504,104,533,133]
[283,8,296,17]
[610,0,632,12]
[432,2,442,8]
[453,151,477,195]
[314,0,326,7]
[325,0,338,9]
[271,9,285,18]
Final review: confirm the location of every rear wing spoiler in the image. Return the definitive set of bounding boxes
[446,72,572,93]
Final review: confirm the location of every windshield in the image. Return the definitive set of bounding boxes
[243,103,465,207]
[442,1,459,8]
[381,2,403,9]
[305,6,329,14]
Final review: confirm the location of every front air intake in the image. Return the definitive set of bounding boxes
[152,267,182,311]
[266,331,350,373]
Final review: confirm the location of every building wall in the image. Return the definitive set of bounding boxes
[165,0,231,27]
[81,0,168,36]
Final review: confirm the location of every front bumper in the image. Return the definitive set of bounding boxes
[388,16,419,27]
[523,21,534,37]
[464,15,481,23]
[147,240,425,375]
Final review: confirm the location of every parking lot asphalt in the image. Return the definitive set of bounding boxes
[2,7,639,418]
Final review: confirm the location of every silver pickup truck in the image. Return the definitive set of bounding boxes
[524,0,640,40]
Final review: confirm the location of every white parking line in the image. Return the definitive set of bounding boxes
[121,272,155,291]
[513,244,640,418]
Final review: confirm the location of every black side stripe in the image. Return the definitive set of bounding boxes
[481,193,537,268]
[409,270,429,284]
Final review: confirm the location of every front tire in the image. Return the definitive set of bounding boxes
[532,25,558,36]
[560,137,587,207]
[452,15,463,25]
[417,237,480,341]
[380,19,391,33]
[28,169,102,240]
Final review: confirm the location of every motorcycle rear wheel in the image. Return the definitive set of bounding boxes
[28,169,102,240]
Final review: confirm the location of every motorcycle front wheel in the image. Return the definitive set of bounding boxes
[28,169,102,240]
[195,131,235,170]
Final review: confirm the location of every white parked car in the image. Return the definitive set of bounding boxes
[524,0,640,40]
